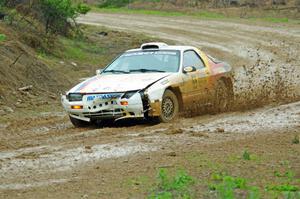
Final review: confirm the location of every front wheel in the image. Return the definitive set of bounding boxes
[158,90,179,123]
[69,116,90,128]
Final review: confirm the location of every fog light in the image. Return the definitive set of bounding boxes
[71,105,83,110]
[120,101,128,106]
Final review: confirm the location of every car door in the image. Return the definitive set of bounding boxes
[181,50,210,112]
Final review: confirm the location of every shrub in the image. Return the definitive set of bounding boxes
[292,135,299,144]
[0,33,6,42]
[76,3,91,15]
[98,0,130,8]
[243,150,251,160]
[1,0,91,35]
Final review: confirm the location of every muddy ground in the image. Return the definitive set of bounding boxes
[0,13,300,198]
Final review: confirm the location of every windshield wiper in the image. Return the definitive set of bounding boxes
[130,69,166,73]
[103,70,129,74]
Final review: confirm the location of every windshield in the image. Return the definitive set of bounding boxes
[103,50,180,74]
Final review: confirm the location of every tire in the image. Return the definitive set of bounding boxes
[213,79,233,113]
[69,116,90,128]
[158,90,179,123]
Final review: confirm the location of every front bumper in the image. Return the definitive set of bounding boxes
[61,93,145,122]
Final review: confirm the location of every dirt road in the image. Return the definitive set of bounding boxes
[0,13,299,198]
[78,13,300,107]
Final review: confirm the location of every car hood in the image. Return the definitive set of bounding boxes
[68,73,171,93]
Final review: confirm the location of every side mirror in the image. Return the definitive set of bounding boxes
[96,69,103,75]
[183,66,196,73]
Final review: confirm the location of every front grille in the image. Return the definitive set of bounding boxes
[83,109,125,119]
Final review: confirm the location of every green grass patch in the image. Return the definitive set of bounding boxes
[149,168,195,199]
[209,173,260,199]
[242,150,251,161]
[262,17,289,23]
[0,33,6,42]
[58,37,106,64]
[292,135,299,144]
[92,7,300,24]
[93,7,225,19]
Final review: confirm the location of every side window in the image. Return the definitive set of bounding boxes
[183,50,205,70]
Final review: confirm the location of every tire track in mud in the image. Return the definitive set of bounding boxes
[78,13,300,109]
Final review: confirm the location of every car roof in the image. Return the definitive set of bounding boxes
[126,42,196,53]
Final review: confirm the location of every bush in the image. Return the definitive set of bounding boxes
[77,3,91,15]
[98,0,130,8]
[0,33,6,42]
[1,0,90,35]
[38,0,90,34]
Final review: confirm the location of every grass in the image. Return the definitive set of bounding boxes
[40,25,161,67]
[209,173,260,199]
[92,7,299,24]
[92,7,225,19]
[59,37,106,64]
[0,33,6,42]
[146,169,299,199]
[242,150,251,161]
[149,168,195,199]
[292,135,299,144]
[144,148,299,199]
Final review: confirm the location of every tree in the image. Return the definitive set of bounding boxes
[38,0,90,34]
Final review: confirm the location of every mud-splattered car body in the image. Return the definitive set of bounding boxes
[61,43,233,126]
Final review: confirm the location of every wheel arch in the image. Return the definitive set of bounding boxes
[219,76,234,97]
[165,86,184,112]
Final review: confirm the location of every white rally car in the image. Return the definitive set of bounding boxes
[61,43,233,127]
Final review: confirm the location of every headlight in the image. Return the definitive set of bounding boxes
[67,93,83,102]
[122,91,138,99]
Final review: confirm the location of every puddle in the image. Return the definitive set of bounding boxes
[191,101,300,133]
[0,141,157,185]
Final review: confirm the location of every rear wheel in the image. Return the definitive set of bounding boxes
[69,116,90,128]
[158,90,179,123]
[213,79,233,113]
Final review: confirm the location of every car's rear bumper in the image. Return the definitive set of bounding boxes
[61,93,145,122]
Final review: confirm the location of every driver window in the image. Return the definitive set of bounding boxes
[183,50,205,70]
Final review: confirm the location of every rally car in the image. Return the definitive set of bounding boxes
[61,42,234,127]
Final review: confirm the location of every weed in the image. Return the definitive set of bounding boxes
[266,184,300,199]
[0,33,6,42]
[274,170,295,180]
[292,135,299,144]
[149,168,195,199]
[209,173,260,199]
[243,150,251,160]
[266,184,299,192]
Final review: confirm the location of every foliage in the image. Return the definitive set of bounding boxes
[76,3,91,15]
[243,150,251,160]
[274,170,295,179]
[1,0,90,35]
[0,33,6,42]
[98,0,131,8]
[266,184,299,192]
[149,169,195,199]
[38,0,90,34]
[209,173,257,199]
[292,135,299,144]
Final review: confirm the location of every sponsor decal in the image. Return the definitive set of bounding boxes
[86,93,122,101]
